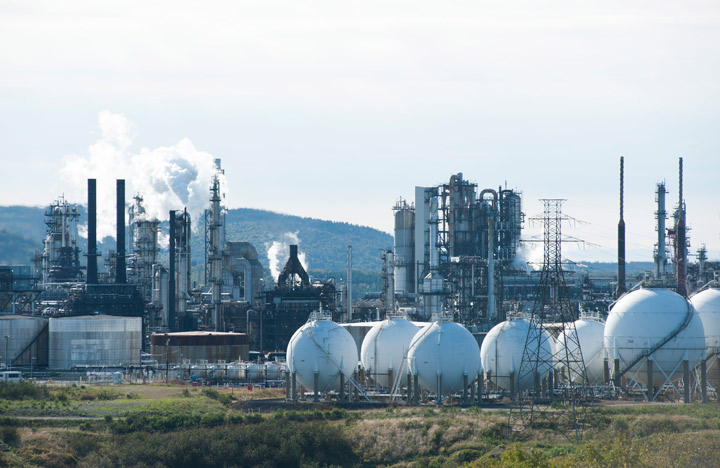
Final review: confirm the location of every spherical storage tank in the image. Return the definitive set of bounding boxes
[361,316,419,387]
[287,317,358,391]
[480,318,552,391]
[690,288,720,383]
[604,288,705,385]
[408,320,480,395]
[690,288,720,354]
[555,319,605,384]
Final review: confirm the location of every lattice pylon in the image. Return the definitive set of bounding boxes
[508,199,592,443]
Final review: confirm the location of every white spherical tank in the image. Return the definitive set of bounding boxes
[286,318,358,391]
[407,320,480,395]
[480,318,553,391]
[604,288,705,385]
[555,319,605,384]
[360,317,419,387]
[690,288,720,354]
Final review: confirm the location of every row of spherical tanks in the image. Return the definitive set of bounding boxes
[286,314,481,398]
[285,287,720,399]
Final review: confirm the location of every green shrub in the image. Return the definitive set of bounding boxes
[0,381,50,400]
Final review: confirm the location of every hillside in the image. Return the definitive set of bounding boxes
[0,205,393,273]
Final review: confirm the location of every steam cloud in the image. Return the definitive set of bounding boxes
[266,232,308,282]
[61,111,228,240]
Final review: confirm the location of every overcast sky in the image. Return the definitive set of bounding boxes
[1,1,719,263]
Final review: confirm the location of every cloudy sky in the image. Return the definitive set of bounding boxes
[1,1,719,262]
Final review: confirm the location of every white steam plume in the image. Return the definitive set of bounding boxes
[61,111,228,240]
[267,231,308,282]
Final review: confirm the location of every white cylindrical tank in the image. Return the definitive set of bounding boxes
[265,362,285,380]
[555,319,605,384]
[49,315,141,369]
[286,318,358,392]
[604,288,705,385]
[407,320,481,395]
[0,316,48,366]
[480,318,553,391]
[360,317,419,387]
[244,363,264,382]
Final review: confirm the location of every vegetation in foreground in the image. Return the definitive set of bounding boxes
[0,381,718,467]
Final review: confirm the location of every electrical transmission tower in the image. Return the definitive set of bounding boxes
[508,199,591,443]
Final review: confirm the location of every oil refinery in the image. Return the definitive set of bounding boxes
[0,156,719,409]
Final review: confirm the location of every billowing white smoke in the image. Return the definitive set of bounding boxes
[61,111,228,240]
[267,232,308,282]
[512,243,543,272]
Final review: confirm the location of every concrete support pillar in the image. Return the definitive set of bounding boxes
[436,374,443,406]
[388,368,394,394]
[313,372,319,402]
[548,371,554,402]
[477,373,484,404]
[613,358,621,387]
[339,373,345,401]
[352,371,358,402]
[683,360,690,403]
[291,372,297,401]
[603,358,611,384]
[470,376,476,403]
[284,371,290,400]
[462,374,469,405]
[646,358,654,402]
[701,359,708,404]
[509,371,516,400]
[407,373,412,403]
[413,374,419,404]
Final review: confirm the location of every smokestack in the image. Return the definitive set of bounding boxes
[676,157,687,297]
[168,210,176,332]
[116,179,127,284]
[87,178,98,284]
[346,245,352,323]
[616,157,626,299]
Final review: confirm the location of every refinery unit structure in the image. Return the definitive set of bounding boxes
[0,157,719,410]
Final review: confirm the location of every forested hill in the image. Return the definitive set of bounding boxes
[0,205,394,271]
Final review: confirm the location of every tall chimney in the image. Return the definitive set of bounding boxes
[87,178,98,284]
[116,179,127,284]
[676,157,687,297]
[168,210,176,332]
[616,157,626,298]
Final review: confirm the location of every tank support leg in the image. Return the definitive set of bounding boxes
[509,371,516,401]
[646,358,654,402]
[291,372,297,401]
[683,360,690,403]
[313,372,319,402]
[406,373,412,404]
[478,373,483,404]
[413,374,419,405]
[701,359,708,404]
[339,373,345,401]
[462,374,468,405]
[548,371,554,402]
[437,374,443,406]
[603,358,610,385]
[470,375,476,404]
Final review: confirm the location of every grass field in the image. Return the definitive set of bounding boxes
[0,381,718,467]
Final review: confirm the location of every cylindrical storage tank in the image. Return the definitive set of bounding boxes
[555,319,605,384]
[0,316,48,366]
[604,288,705,385]
[265,362,285,380]
[244,363,264,382]
[361,317,419,387]
[407,320,481,395]
[49,315,141,369]
[480,318,552,391]
[227,363,243,380]
[690,288,720,383]
[286,318,358,392]
[150,332,249,364]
